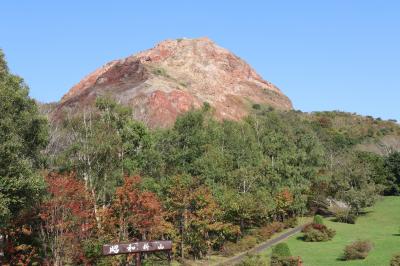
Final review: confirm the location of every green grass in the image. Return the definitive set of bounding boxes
[261,196,400,265]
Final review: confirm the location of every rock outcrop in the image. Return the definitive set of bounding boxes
[55,37,292,127]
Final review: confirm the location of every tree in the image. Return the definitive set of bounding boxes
[162,175,239,259]
[0,49,48,264]
[106,176,169,242]
[39,172,96,265]
[0,49,48,226]
[329,152,382,215]
[385,152,400,195]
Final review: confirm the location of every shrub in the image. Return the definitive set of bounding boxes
[253,226,274,241]
[270,243,302,266]
[313,215,324,225]
[221,235,258,256]
[328,203,357,224]
[272,243,291,258]
[271,256,300,266]
[252,103,261,110]
[335,212,357,224]
[391,253,400,266]
[271,243,294,266]
[178,81,188,87]
[252,222,286,242]
[284,217,298,228]
[270,222,285,233]
[343,240,373,260]
[152,67,170,78]
[238,254,267,266]
[302,223,336,242]
[335,213,357,224]
[303,228,326,242]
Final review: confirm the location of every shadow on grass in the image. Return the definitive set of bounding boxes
[358,210,373,216]
[296,235,304,241]
[392,233,400,236]
[336,256,346,261]
[330,219,356,225]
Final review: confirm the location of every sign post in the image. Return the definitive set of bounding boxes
[0,234,4,265]
[102,240,172,265]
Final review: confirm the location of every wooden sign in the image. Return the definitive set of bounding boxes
[102,240,172,256]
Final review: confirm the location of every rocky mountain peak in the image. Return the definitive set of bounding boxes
[56,37,292,127]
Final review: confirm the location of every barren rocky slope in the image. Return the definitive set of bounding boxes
[55,37,292,127]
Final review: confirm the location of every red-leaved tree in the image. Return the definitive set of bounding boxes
[105,176,171,242]
[39,172,96,265]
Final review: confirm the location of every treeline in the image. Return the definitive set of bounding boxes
[1,50,400,265]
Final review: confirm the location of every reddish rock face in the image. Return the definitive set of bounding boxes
[55,37,292,127]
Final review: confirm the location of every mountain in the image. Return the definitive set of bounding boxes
[54,37,292,127]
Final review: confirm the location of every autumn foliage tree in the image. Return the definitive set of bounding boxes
[163,175,239,260]
[274,188,294,221]
[106,176,170,242]
[39,173,96,265]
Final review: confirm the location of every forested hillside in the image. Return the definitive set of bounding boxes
[1,50,400,265]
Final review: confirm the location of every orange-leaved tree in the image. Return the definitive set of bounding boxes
[105,176,171,242]
[39,172,96,265]
[274,187,294,221]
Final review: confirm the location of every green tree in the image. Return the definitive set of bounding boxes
[385,152,400,195]
[329,152,382,215]
[0,50,48,225]
[0,49,48,263]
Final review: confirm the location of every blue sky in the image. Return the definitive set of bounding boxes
[1,1,399,120]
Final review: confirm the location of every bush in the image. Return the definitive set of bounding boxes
[313,215,324,225]
[221,235,258,256]
[334,210,357,224]
[272,243,291,258]
[270,256,300,266]
[253,226,274,241]
[302,223,336,242]
[252,103,261,110]
[254,222,285,241]
[270,222,285,233]
[343,240,373,260]
[328,203,358,224]
[238,254,267,266]
[284,217,298,228]
[271,243,299,266]
[391,253,400,266]
[303,228,328,242]
[152,67,170,78]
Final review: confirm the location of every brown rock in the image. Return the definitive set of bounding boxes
[55,37,292,127]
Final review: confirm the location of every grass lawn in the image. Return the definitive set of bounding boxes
[261,196,400,265]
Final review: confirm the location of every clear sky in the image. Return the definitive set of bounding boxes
[1,1,399,120]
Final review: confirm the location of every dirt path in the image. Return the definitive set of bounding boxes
[217,224,306,266]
